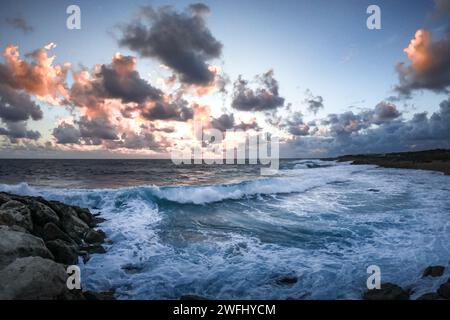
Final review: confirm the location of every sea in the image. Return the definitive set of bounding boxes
[0,158,449,299]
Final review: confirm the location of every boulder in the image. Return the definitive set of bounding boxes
[72,206,93,226]
[0,200,33,232]
[0,226,54,269]
[363,283,410,300]
[0,193,11,205]
[422,265,445,278]
[41,222,75,244]
[45,239,79,265]
[27,200,60,226]
[51,204,90,243]
[0,257,68,300]
[437,280,450,299]
[84,229,106,244]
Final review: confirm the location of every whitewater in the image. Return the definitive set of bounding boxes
[1,160,449,299]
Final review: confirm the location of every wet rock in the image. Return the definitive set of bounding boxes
[422,265,445,278]
[276,276,298,285]
[363,283,410,300]
[41,222,75,244]
[93,217,107,225]
[27,200,60,226]
[437,280,450,299]
[180,294,209,300]
[0,200,33,232]
[417,292,443,300]
[367,188,380,192]
[80,243,106,254]
[72,206,93,226]
[52,204,90,243]
[0,193,11,205]
[0,257,68,300]
[84,229,106,244]
[0,226,54,269]
[45,239,79,265]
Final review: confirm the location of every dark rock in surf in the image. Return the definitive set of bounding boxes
[422,265,445,278]
[363,283,410,300]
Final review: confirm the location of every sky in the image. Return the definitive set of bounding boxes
[0,0,449,158]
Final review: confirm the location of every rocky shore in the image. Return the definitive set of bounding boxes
[0,192,114,300]
[332,149,450,175]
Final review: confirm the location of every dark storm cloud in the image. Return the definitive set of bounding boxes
[211,113,260,132]
[0,84,43,122]
[284,98,449,157]
[304,90,324,115]
[0,121,40,143]
[396,29,450,96]
[77,116,118,143]
[70,54,163,108]
[434,0,450,16]
[5,17,33,34]
[140,98,194,122]
[231,70,285,111]
[118,4,222,85]
[371,101,402,124]
[52,122,81,144]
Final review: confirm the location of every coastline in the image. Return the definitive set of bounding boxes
[329,149,450,175]
[0,192,114,300]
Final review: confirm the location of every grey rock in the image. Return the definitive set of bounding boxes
[0,193,11,205]
[41,222,75,244]
[27,200,60,226]
[422,265,445,278]
[0,200,33,232]
[0,226,54,269]
[84,229,106,244]
[363,283,410,300]
[45,239,79,265]
[0,257,68,300]
[53,204,90,243]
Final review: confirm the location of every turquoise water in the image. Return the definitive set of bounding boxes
[1,159,450,299]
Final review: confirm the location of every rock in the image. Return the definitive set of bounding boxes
[363,283,410,300]
[367,188,380,192]
[45,239,79,265]
[79,250,90,264]
[0,193,11,205]
[422,265,445,278]
[0,226,54,269]
[41,222,75,244]
[54,204,90,243]
[437,281,450,299]
[93,217,107,225]
[0,200,33,231]
[72,206,93,226]
[83,290,116,300]
[417,292,443,300]
[276,276,298,285]
[27,200,60,226]
[84,229,106,244]
[180,294,208,300]
[0,257,68,300]
[80,244,106,254]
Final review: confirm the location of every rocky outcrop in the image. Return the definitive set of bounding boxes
[363,283,410,300]
[0,192,112,300]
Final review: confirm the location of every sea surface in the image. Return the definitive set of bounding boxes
[1,159,450,299]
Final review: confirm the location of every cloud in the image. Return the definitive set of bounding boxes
[0,44,69,104]
[396,29,450,96]
[118,4,222,85]
[52,122,81,144]
[5,17,33,34]
[77,116,119,144]
[231,70,285,111]
[211,113,259,131]
[434,0,450,16]
[0,121,40,143]
[0,84,42,122]
[304,90,324,115]
[283,98,449,157]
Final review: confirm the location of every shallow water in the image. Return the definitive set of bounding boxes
[1,159,449,299]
